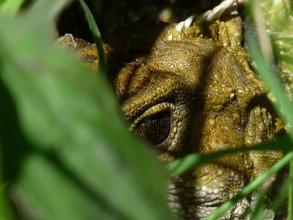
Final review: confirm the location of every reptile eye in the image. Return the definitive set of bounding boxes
[134,111,171,146]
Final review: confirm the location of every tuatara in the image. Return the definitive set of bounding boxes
[58,12,283,220]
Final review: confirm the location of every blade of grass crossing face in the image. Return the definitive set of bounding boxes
[168,134,292,176]
[207,152,293,220]
[79,0,106,74]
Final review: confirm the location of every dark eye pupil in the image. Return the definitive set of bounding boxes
[134,111,171,145]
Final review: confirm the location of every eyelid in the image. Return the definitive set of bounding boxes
[129,102,175,131]
[130,102,188,153]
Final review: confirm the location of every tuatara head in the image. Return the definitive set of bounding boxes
[58,11,283,220]
[113,15,282,219]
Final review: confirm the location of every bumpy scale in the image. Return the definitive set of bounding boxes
[58,14,283,220]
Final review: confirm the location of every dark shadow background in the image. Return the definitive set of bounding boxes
[56,0,221,85]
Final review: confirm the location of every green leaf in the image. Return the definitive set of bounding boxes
[0,0,25,15]
[14,154,116,220]
[0,1,175,220]
[0,183,14,220]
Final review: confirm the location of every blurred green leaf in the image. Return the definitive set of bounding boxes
[0,183,14,220]
[13,154,117,220]
[0,1,175,220]
[0,0,25,15]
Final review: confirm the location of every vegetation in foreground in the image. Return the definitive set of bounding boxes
[0,0,292,219]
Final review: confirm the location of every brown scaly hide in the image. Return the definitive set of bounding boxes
[57,13,283,219]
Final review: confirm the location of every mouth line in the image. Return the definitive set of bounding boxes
[167,164,247,208]
[168,191,251,219]
[168,189,232,207]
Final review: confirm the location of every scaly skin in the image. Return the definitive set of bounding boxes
[58,15,283,219]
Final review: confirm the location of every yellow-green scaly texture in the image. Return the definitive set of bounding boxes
[58,15,282,219]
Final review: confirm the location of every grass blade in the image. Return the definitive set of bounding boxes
[207,152,293,220]
[79,0,106,74]
[168,134,292,176]
[247,0,293,141]
[0,183,14,220]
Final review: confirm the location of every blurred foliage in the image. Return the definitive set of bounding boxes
[0,0,25,14]
[0,0,293,220]
[0,1,174,220]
